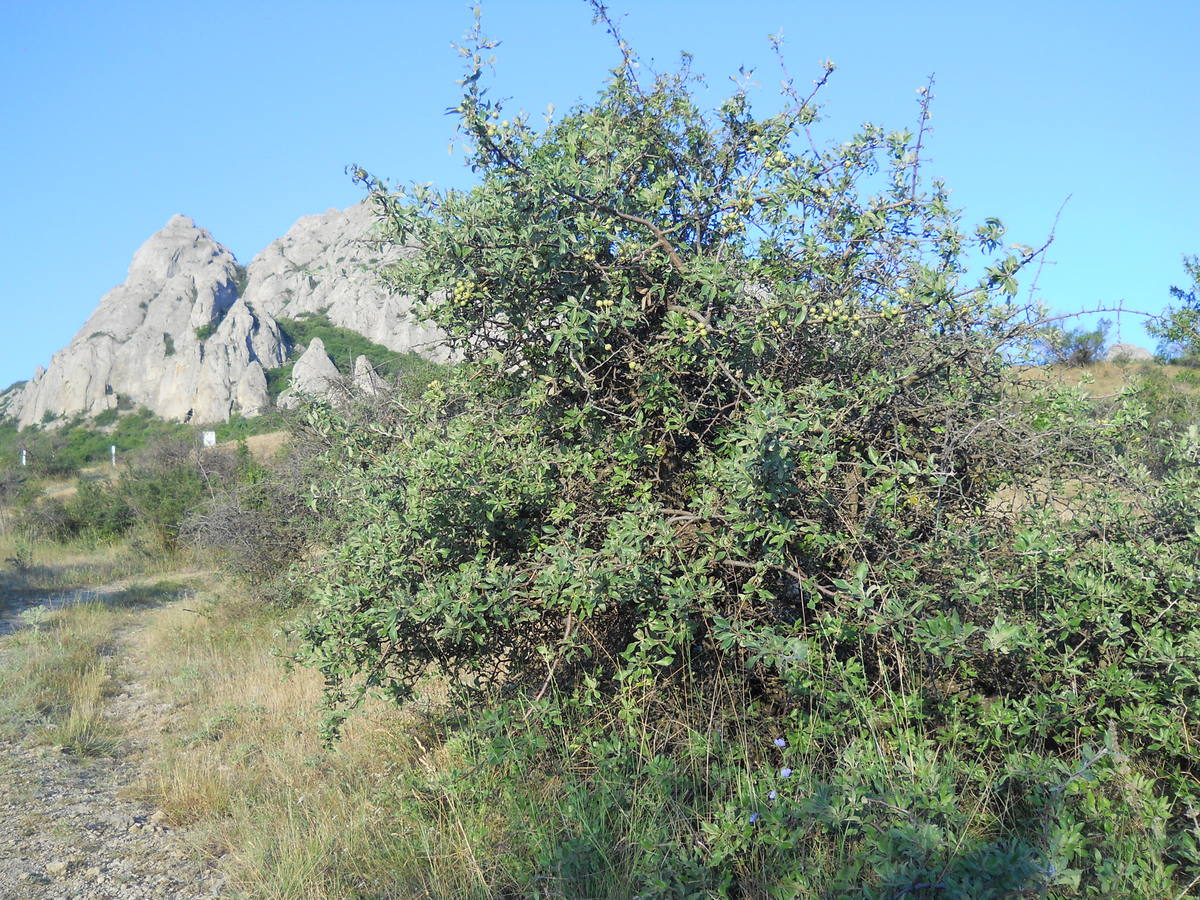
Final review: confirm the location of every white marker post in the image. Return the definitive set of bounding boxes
[21,449,26,467]
[111,445,116,468]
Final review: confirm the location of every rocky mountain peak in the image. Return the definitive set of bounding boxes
[7,203,448,429]
[127,215,225,283]
[242,203,449,362]
[10,215,283,428]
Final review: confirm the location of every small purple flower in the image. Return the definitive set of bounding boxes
[768,790,777,800]
[780,767,792,778]
[774,737,787,748]
[749,812,760,823]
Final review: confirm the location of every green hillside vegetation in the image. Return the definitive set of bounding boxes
[265,311,443,399]
[212,411,287,444]
[0,408,191,476]
[0,406,289,481]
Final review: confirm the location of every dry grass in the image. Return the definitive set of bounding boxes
[1024,360,1200,397]
[217,431,289,462]
[43,659,118,755]
[39,463,118,503]
[131,583,473,899]
[2,531,132,575]
[0,601,119,752]
[0,532,192,620]
[1,545,479,896]
[0,575,194,753]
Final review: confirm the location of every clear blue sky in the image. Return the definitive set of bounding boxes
[2,1,1196,389]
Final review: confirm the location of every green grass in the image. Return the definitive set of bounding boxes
[278,312,397,374]
[213,411,288,443]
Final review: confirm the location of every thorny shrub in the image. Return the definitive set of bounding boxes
[1149,254,1200,365]
[292,7,1200,894]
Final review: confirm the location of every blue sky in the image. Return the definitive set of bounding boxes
[2,0,1196,389]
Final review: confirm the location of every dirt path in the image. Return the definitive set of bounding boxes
[0,580,130,637]
[0,582,227,899]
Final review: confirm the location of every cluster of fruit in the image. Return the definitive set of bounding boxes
[808,298,866,337]
[449,278,479,307]
[483,108,505,137]
[764,149,790,169]
[681,317,711,343]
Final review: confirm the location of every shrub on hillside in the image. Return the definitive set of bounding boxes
[118,436,233,550]
[308,12,1090,721]
[0,465,27,509]
[67,478,135,539]
[15,495,76,542]
[185,442,319,598]
[16,478,135,542]
[1039,318,1110,366]
[291,10,1200,894]
[186,383,425,601]
[1100,363,1200,477]
[1149,255,1200,365]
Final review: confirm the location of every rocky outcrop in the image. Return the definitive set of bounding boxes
[241,203,450,362]
[0,380,24,420]
[277,338,342,409]
[235,363,270,417]
[7,202,450,428]
[1105,343,1153,362]
[11,217,290,428]
[352,355,386,396]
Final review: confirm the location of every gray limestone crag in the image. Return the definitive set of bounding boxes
[1105,342,1154,362]
[235,363,270,417]
[8,202,452,429]
[0,381,23,420]
[352,355,386,396]
[241,202,450,362]
[277,337,342,409]
[11,216,290,427]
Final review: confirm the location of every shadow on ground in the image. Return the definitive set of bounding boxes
[0,566,196,636]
